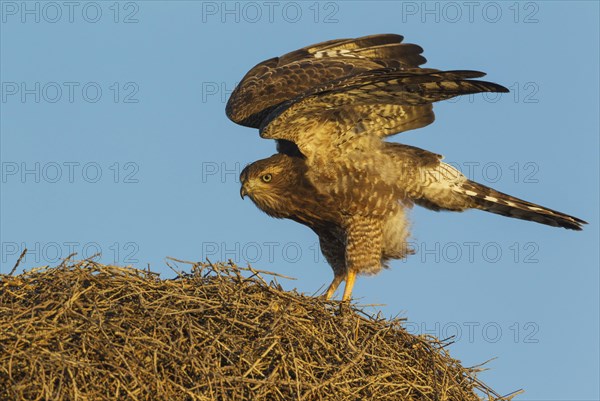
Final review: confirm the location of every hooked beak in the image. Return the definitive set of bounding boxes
[240,185,248,199]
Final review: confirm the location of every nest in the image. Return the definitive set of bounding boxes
[0,257,517,400]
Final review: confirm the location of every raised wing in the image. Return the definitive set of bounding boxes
[225,34,426,128]
[259,69,509,158]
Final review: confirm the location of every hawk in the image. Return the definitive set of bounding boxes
[227,34,586,301]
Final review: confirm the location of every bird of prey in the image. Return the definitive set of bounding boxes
[227,34,586,301]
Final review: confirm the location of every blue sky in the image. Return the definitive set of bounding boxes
[1,1,598,399]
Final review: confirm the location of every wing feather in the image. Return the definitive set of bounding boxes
[226,34,426,127]
[259,70,509,148]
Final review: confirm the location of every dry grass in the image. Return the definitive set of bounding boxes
[0,257,518,400]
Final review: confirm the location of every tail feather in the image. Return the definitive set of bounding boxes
[455,181,587,231]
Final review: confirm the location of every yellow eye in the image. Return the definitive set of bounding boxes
[261,174,272,183]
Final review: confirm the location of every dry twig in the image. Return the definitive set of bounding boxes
[0,259,518,401]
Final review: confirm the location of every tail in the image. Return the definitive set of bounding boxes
[455,181,587,231]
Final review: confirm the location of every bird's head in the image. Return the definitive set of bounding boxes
[240,154,304,218]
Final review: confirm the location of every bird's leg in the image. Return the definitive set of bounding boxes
[342,216,384,302]
[324,274,344,300]
[341,270,356,302]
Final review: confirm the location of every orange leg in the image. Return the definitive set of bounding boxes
[324,274,344,300]
[341,270,356,302]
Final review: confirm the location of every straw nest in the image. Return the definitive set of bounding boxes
[0,257,516,401]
